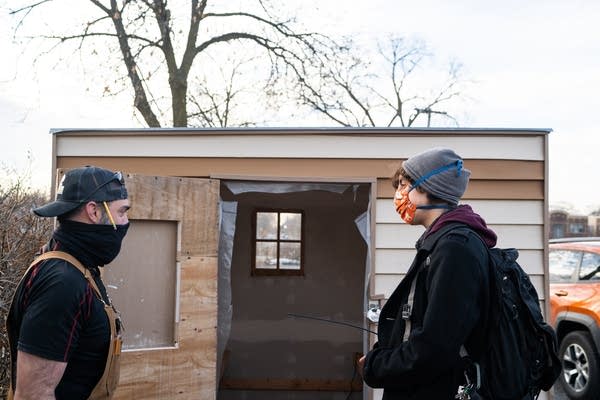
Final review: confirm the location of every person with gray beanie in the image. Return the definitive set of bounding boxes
[358,147,498,399]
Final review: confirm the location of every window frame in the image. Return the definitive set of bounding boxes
[251,208,305,276]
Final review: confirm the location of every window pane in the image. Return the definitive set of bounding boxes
[279,242,301,270]
[256,242,278,269]
[569,223,585,234]
[580,252,600,280]
[549,250,581,283]
[257,212,277,239]
[280,212,301,240]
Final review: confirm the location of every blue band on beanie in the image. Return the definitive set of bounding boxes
[411,160,463,190]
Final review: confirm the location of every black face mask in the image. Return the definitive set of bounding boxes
[54,220,130,268]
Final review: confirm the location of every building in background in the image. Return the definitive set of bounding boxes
[550,208,600,239]
[588,215,600,237]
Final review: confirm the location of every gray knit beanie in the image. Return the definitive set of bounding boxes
[402,147,470,205]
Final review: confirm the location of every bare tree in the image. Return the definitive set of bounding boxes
[8,2,470,128]
[187,55,261,127]
[9,0,337,127]
[296,36,470,127]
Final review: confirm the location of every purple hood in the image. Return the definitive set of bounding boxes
[426,204,497,247]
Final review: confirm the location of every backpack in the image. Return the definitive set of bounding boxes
[439,224,561,400]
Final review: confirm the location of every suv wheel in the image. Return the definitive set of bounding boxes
[559,331,600,400]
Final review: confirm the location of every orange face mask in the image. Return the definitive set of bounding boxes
[393,186,417,224]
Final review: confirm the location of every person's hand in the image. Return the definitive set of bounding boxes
[357,355,366,377]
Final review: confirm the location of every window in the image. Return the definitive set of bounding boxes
[252,209,303,276]
[549,249,581,283]
[551,224,565,239]
[569,223,586,234]
[580,251,600,280]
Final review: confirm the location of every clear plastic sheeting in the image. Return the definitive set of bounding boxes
[354,210,370,250]
[217,200,237,382]
[354,208,373,400]
[224,181,356,196]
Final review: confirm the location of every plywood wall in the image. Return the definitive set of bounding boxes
[108,174,220,400]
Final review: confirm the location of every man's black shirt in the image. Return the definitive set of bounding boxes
[8,256,110,399]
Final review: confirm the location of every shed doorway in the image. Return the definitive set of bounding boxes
[217,180,372,400]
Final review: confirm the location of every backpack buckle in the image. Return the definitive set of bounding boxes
[401,304,411,320]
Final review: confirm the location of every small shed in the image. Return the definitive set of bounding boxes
[49,127,550,400]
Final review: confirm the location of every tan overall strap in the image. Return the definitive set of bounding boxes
[6,251,120,400]
[87,305,121,400]
[37,251,121,400]
[35,251,104,301]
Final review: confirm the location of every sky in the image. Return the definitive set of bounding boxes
[1,0,599,213]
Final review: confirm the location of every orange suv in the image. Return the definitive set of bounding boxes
[549,238,600,400]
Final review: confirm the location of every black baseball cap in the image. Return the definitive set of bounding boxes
[33,166,128,217]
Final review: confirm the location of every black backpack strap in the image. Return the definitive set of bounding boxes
[401,265,421,343]
[421,222,472,253]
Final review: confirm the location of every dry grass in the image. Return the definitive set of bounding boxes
[0,174,52,397]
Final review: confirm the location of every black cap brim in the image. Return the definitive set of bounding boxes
[33,200,82,217]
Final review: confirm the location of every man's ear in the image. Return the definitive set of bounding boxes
[83,201,101,223]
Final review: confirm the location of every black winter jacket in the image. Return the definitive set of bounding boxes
[363,218,493,399]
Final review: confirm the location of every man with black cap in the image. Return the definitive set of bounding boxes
[6,166,130,400]
[358,147,497,399]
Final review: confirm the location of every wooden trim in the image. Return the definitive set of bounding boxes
[369,180,378,301]
[56,157,544,181]
[251,208,305,277]
[213,174,375,183]
[51,134,58,199]
[51,127,551,137]
[219,378,362,392]
[543,135,551,319]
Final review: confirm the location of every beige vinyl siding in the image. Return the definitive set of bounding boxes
[376,249,543,275]
[376,224,543,249]
[374,274,546,301]
[379,179,544,200]
[376,199,544,224]
[374,198,545,300]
